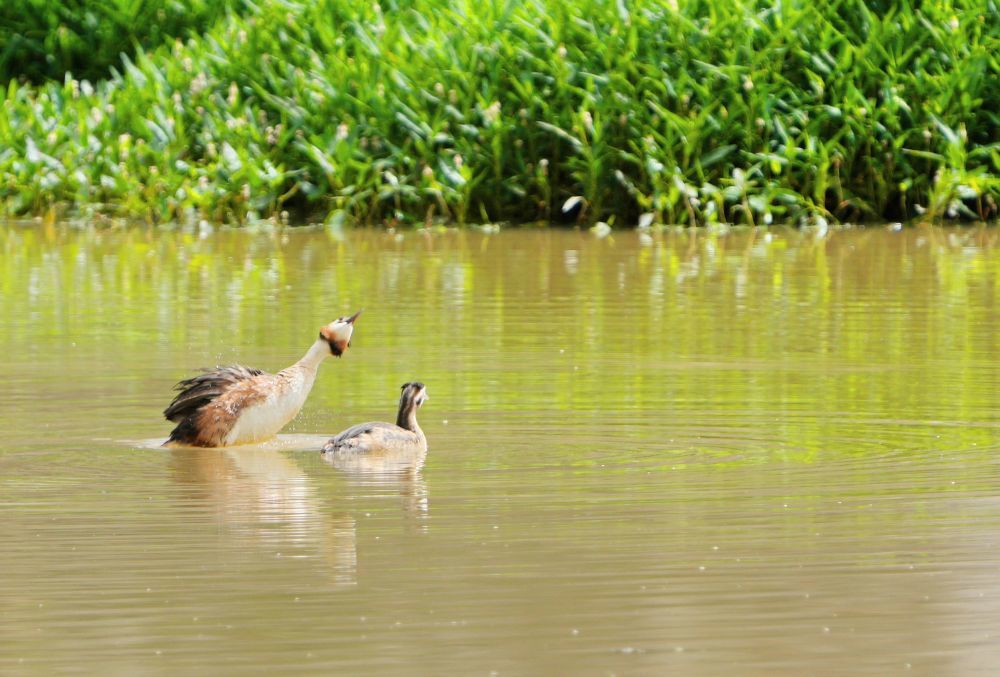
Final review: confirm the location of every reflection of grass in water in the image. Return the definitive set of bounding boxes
[2,224,1000,465]
[1,0,999,224]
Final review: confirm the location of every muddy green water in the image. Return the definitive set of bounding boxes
[2,223,1000,674]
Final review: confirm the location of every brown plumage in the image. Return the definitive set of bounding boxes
[164,365,264,423]
[165,370,276,447]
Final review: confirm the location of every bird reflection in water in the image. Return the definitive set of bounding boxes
[169,443,358,585]
[321,443,429,525]
[168,436,428,586]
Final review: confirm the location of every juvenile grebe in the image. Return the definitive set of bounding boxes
[163,310,362,447]
[321,382,428,454]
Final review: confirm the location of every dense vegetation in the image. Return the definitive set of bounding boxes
[1,0,239,83]
[2,0,999,226]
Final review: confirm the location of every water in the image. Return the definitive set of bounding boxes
[2,222,1000,674]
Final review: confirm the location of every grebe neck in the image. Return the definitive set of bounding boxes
[396,402,420,432]
[296,339,330,372]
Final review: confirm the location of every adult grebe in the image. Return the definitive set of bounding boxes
[321,382,428,454]
[163,310,362,447]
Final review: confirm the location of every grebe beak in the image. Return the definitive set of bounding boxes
[346,309,363,324]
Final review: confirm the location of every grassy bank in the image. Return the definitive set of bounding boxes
[2,0,999,227]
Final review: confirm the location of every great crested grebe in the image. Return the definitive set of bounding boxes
[163,310,362,447]
[321,382,428,455]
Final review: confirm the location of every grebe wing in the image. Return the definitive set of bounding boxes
[164,364,266,422]
[323,422,411,453]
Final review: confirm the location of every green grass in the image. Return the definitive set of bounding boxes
[2,0,999,226]
[0,0,241,83]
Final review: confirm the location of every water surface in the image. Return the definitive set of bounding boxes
[2,223,1000,674]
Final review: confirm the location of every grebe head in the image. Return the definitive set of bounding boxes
[401,382,428,408]
[319,309,362,357]
[394,382,427,430]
